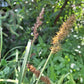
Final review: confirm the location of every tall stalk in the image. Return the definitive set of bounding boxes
[0,14,2,61]
[36,52,52,84]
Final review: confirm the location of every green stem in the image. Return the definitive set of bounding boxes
[36,51,52,84]
[0,79,18,83]
[0,14,2,61]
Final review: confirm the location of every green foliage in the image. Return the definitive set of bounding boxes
[57,75,65,84]
[64,74,76,84]
[0,0,84,84]
[1,59,7,66]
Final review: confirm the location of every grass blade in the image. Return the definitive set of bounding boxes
[19,40,31,84]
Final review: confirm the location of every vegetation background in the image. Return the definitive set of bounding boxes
[0,0,84,84]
